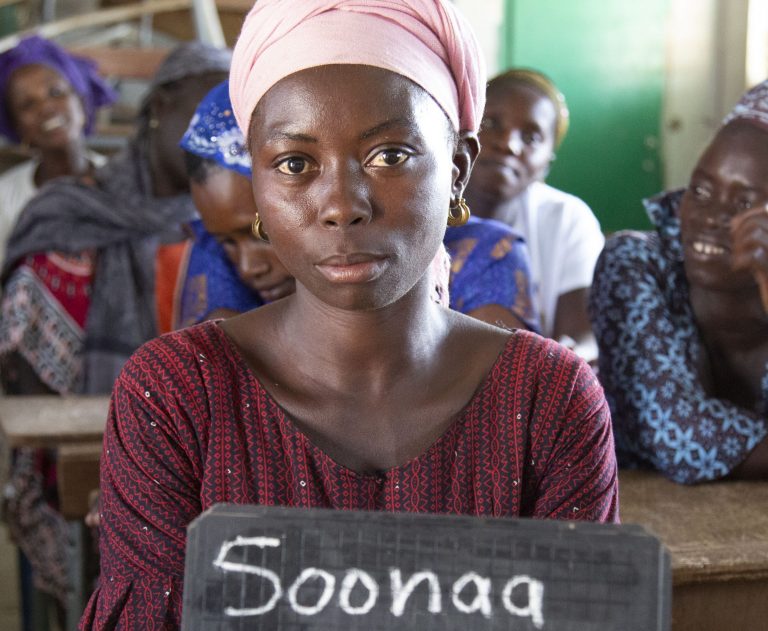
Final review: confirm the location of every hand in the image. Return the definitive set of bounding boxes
[84,489,100,529]
[730,205,768,312]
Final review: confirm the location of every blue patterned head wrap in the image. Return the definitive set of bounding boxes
[179,79,251,177]
[0,35,117,142]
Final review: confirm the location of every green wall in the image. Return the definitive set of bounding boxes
[500,0,670,232]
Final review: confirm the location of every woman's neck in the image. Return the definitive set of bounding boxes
[275,282,448,394]
[464,186,519,222]
[35,139,91,186]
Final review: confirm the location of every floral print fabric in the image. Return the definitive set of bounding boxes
[589,189,768,483]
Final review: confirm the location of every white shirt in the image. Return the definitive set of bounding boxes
[0,159,38,266]
[0,152,107,267]
[503,181,604,337]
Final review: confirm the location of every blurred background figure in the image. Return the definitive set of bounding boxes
[444,212,540,332]
[0,35,116,264]
[0,41,229,630]
[465,69,602,358]
[590,80,768,484]
[0,41,229,396]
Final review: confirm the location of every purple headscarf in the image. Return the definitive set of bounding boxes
[0,35,117,142]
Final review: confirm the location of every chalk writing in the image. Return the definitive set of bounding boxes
[213,535,545,627]
[182,504,671,631]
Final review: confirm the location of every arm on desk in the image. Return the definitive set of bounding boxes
[729,436,768,480]
[589,233,768,484]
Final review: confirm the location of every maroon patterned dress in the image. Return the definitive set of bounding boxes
[79,321,618,630]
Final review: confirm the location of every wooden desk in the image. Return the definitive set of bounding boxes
[0,395,109,631]
[0,395,109,449]
[619,469,768,631]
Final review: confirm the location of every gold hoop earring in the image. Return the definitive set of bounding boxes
[447,197,471,227]
[251,213,269,241]
[148,117,160,129]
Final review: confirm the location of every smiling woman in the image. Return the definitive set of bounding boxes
[590,80,768,484]
[0,36,116,263]
[81,2,618,628]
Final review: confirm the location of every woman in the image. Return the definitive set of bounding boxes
[82,2,618,627]
[0,41,229,618]
[179,80,538,331]
[0,35,116,264]
[176,79,295,327]
[589,80,768,484]
[465,69,603,358]
[0,41,230,395]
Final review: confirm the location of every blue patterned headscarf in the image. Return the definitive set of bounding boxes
[179,79,251,176]
[0,35,117,142]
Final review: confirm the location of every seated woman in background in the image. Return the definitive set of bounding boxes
[0,42,229,620]
[589,80,768,484]
[82,1,617,626]
[0,35,116,264]
[465,69,603,359]
[0,41,230,396]
[180,80,539,332]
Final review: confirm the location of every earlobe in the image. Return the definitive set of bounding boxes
[452,131,480,196]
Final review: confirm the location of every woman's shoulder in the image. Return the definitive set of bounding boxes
[497,328,589,374]
[120,321,235,385]
[449,314,586,382]
[0,158,36,183]
[599,230,668,272]
[470,327,604,423]
[445,215,525,244]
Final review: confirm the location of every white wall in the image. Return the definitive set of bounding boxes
[453,0,504,76]
[662,0,750,188]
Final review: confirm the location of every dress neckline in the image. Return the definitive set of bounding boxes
[205,319,519,479]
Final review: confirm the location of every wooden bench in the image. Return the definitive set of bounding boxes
[619,469,768,630]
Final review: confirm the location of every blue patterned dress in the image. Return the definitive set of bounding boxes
[175,220,262,328]
[445,216,539,332]
[589,189,768,483]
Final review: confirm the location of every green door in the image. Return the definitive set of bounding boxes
[501,0,669,232]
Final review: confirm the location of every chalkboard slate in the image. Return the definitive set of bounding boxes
[182,504,670,631]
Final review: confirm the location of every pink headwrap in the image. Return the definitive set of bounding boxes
[722,79,768,132]
[229,0,486,135]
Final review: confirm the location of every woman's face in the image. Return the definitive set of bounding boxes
[7,63,85,150]
[248,64,472,311]
[470,82,556,205]
[680,121,768,292]
[190,167,295,301]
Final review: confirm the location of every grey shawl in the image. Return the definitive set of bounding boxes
[2,139,196,393]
